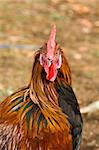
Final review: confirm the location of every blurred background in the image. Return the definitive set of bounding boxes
[0,0,99,149]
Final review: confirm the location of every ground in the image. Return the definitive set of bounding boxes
[0,0,99,149]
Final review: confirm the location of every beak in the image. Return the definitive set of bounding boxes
[48,58,53,67]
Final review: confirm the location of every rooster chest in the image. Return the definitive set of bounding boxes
[5,93,73,149]
[19,108,73,150]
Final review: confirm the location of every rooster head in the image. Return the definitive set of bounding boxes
[39,25,62,82]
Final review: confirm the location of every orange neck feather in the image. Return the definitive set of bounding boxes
[29,49,71,131]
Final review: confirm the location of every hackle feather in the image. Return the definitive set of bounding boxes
[0,48,74,150]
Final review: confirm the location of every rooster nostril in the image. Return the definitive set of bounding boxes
[48,58,52,62]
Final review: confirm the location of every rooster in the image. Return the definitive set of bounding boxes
[0,25,83,150]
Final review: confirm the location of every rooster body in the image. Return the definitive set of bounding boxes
[0,26,83,150]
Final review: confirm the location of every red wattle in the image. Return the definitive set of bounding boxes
[47,64,57,81]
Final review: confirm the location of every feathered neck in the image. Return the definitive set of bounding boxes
[29,49,71,131]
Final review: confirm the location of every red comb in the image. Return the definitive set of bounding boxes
[47,25,56,59]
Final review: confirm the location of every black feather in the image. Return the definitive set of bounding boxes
[55,80,83,150]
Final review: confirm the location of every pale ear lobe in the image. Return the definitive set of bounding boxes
[39,54,43,66]
[57,54,62,69]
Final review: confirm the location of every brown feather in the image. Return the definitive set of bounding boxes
[0,48,72,150]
